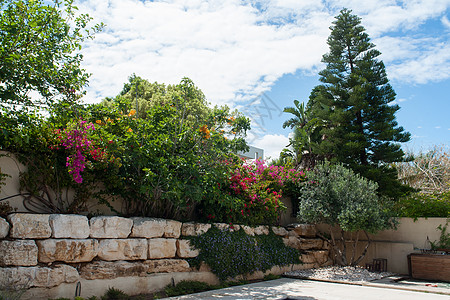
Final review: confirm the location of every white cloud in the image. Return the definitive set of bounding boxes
[251,133,290,160]
[435,126,442,129]
[76,0,450,106]
[442,15,450,29]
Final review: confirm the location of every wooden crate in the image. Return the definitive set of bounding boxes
[408,253,450,282]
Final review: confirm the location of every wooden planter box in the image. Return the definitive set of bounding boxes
[408,253,450,282]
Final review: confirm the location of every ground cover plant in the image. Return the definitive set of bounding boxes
[188,226,300,281]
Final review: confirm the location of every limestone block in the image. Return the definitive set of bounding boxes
[313,250,329,265]
[271,226,288,237]
[176,239,199,258]
[89,216,133,238]
[300,252,316,264]
[229,224,240,232]
[0,217,9,238]
[80,261,147,280]
[0,240,37,266]
[164,219,182,238]
[49,214,89,238]
[130,217,166,238]
[0,266,35,288]
[254,225,269,235]
[213,223,230,231]
[144,259,190,273]
[283,236,301,249]
[181,222,211,236]
[299,238,323,250]
[33,265,80,287]
[291,263,316,271]
[36,239,98,263]
[292,223,316,237]
[148,238,176,259]
[8,213,51,239]
[0,265,79,288]
[97,239,147,261]
[288,230,299,237]
[241,225,255,236]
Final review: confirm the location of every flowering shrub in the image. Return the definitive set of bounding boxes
[201,159,306,225]
[53,120,96,183]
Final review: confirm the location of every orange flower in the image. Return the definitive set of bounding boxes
[95,120,102,125]
[106,118,112,123]
[128,109,136,117]
[127,128,133,132]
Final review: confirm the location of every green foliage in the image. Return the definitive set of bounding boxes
[430,220,450,250]
[101,287,129,300]
[0,0,103,111]
[189,226,300,281]
[297,162,396,265]
[164,280,217,297]
[394,191,450,219]
[85,77,251,219]
[297,9,411,199]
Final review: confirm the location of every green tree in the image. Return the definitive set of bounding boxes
[297,162,396,266]
[306,9,411,198]
[0,0,103,111]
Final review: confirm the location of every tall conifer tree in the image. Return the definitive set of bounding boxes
[307,9,411,198]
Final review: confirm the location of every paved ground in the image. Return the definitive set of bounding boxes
[166,278,450,300]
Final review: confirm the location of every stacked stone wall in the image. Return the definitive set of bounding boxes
[0,214,331,299]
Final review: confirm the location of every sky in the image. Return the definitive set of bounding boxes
[77,0,450,160]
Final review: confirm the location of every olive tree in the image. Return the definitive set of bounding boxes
[297,162,396,266]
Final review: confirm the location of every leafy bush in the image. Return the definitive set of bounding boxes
[297,162,396,266]
[164,280,217,297]
[189,226,300,281]
[394,191,450,219]
[200,159,306,225]
[430,220,450,250]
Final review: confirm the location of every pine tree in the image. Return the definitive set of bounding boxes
[307,9,411,198]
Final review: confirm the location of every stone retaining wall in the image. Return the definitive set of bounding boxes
[0,214,331,299]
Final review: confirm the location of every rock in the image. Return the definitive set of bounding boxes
[240,225,255,236]
[313,250,329,265]
[213,223,230,231]
[0,240,38,266]
[0,217,9,238]
[181,222,211,236]
[0,266,35,288]
[7,213,51,239]
[164,219,182,238]
[0,265,79,288]
[271,226,288,237]
[254,225,269,235]
[176,239,199,258]
[298,238,323,250]
[300,252,316,264]
[33,265,80,287]
[97,239,147,261]
[145,259,190,273]
[36,239,98,263]
[80,261,147,280]
[288,230,299,237]
[283,236,301,249]
[130,217,166,238]
[49,214,89,238]
[292,223,316,237]
[148,238,176,259]
[89,216,133,238]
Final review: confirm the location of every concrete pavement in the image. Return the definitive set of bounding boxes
[166,278,450,300]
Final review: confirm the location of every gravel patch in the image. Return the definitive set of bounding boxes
[285,266,394,283]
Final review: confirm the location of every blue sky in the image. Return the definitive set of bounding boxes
[77,0,450,159]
